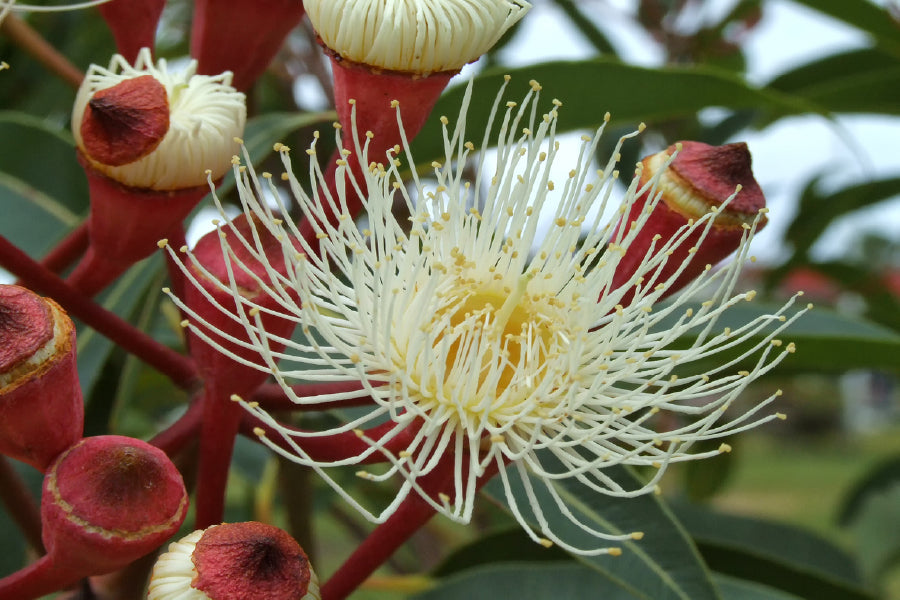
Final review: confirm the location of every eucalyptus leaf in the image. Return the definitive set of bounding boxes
[672,502,872,599]
[713,574,804,600]
[838,456,900,526]
[666,303,900,374]
[414,562,649,600]
[785,0,900,56]
[413,59,816,166]
[482,460,721,600]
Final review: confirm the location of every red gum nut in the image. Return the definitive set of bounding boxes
[80,75,170,167]
[98,0,166,62]
[185,214,299,397]
[0,285,83,472]
[191,0,306,91]
[193,522,311,599]
[41,436,188,575]
[611,141,767,301]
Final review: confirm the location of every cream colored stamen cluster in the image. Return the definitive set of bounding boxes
[148,527,321,600]
[304,0,530,74]
[72,48,246,190]
[163,78,807,555]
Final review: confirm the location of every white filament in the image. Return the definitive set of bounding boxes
[164,77,808,555]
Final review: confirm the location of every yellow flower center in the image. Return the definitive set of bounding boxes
[409,271,567,430]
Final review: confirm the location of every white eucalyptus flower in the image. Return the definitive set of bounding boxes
[164,78,808,555]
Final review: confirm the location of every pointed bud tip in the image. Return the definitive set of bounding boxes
[668,141,766,217]
[80,75,170,167]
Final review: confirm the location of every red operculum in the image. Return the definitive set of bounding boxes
[610,141,766,303]
[80,75,170,167]
[192,522,311,600]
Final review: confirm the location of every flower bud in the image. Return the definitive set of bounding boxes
[611,141,767,302]
[97,0,166,62]
[73,48,246,191]
[68,48,247,295]
[299,0,530,239]
[173,212,299,397]
[41,435,188,575]
[0,285,82,472]
[148,522,320,600]
[192,0,306,91]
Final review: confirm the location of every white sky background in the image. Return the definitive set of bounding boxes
[477,0,900,263]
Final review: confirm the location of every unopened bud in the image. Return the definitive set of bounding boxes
[73,48,246,191]
[612,141,766,301]
[0,285,82,471]
[148,522,320,600]
[41,435,188,575]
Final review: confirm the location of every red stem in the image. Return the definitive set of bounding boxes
[240,412,418,465]
[193,382,243,529]
[0,554,80,600]
[37,223,89,276]
[0,456,43,554]
[320,457,462,600]
[0,235,199,390]
[149,395,204,458]
[65,246,129,298]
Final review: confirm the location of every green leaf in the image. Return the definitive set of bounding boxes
[785,175,900,259]
[413,60,815,165]
[766,47,900,115]
[713,574,803,600]
[838,456,900,526]
[414,562,649,600]
[848,483,900,581]
[0,112,87,257]
[785,0,900,57]
[669,303,900,374]
[434,528,571,576]
[76,255,167,410]
[672,503,874,600]
[482,461,721,600]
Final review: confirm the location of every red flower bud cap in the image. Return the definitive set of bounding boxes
[41,436,188,575]
[306,0,531,75]
[646,141,767,229]
[80,74,170,167]
[72,48,246,191]
[0,285,83,471]
[148,522,320,600]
